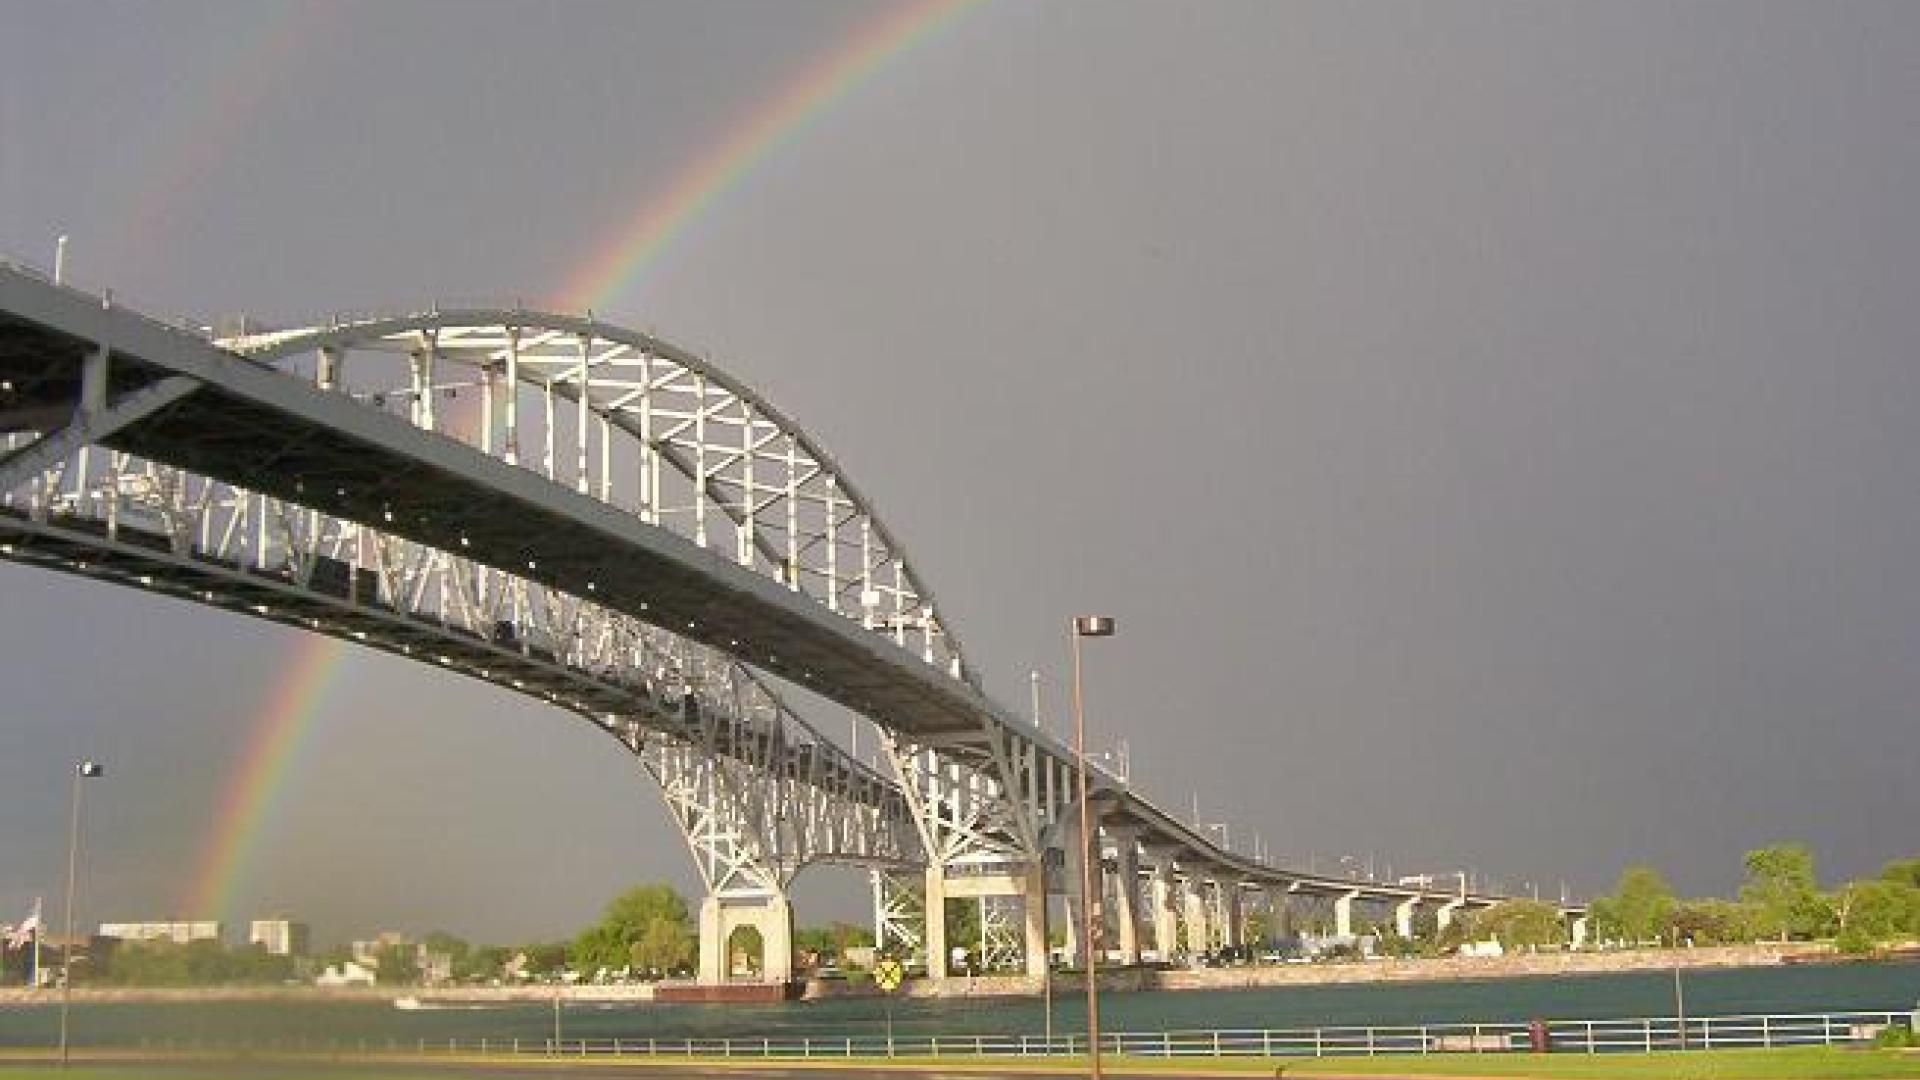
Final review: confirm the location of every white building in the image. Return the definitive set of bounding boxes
[314,961,376,987]
[248,919,310,956]
[98,921,222,945]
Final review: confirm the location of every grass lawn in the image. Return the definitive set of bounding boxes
[1279,1046,1920,1078]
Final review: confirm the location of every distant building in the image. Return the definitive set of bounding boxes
[248,919,310,956]
[351,931,412,968]
[314,961,376,988]
[419,949,453,985]
[97,921,221,945]
[350,932,451,985]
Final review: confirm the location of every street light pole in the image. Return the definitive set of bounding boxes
[1069,615,1114,1079]
[59,759,103,1068]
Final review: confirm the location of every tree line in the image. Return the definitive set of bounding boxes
[2,882,873,988]
[1456,844,1920,953]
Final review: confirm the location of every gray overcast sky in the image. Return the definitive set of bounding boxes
[3,0,1918,946]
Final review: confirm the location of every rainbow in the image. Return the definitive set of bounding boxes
[183,1,976,920]
[560,0,980,311]
[183,635,344,920]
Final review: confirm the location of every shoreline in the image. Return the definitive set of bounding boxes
[0,943,1890,1006]
[895,943,1848,1000]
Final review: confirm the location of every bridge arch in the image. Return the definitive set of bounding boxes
[1,265,1579,988]
[224,311,973,688]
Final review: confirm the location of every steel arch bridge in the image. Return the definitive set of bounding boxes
[0,261,1583,985]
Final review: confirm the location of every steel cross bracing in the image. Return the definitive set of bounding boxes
[223,311,1088,882]
[0,305,921,888]
[0,262,1583,977]
[0,457,921,882]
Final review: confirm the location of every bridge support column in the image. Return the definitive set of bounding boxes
[1023,862,1049,979]
[923,866,950,980]
[698,892,794,985]
[1182,876,1210,958]
[1219,883,1243,949]
[1059,814,1090,968]
[1107,827,1142,965]
[1565,911,1589,949]
[1334,890,1361,939]
[1394,897,1420,939]
[1436,898,1466,934]
[1148,854,1180,961]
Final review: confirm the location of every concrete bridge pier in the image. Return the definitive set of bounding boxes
[922,866,950,978]
[1218,881,1244,949]
[1333,889,1362,939]
[1436,897,1466,934]
[1107,827,1143,964]
[1394,896,1420,939]
[1565,910,1589,949]
[1148,852,1180,960]
[918,862,1050,979]
[1181,874,1210,957]
[1023,863,1049,977]
[698,892,794,985]
[1059,818,1094,968]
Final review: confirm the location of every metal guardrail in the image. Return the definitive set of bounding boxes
[107,1008,1913,1059]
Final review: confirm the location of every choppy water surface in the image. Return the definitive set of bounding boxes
[1,960,1914,1048]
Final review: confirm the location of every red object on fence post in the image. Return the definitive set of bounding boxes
[1528,1020,1551,1054]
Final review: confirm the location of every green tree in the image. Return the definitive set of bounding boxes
[1880,856,1920,889]
[1740,843,1824,940]
[632,916,694,976]
[1467,900,1568,949]
[424,931,469,962]
[1668,898,1761,946]
[571,884,692,975]
[460,944,512,982]
[96,939,293,987]
[1592,866,1676,945]
[374,944,420,985]
[520,942,569,977]
[727,925,765,975]
[794,920,874,963]
[1835,878,1920,946]
[944,897,981,970]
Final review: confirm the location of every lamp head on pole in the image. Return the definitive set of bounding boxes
[1072,615,1116,638]
[76,761,102,778]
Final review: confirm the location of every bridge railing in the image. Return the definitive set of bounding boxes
[102,1008,1911,1060]
[0,250,217,341]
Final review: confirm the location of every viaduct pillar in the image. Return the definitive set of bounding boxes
[1108,827,1143,965]
[1182,874,1210,957]
[698,893,794,985]
[1394,897,1420,940]
[1148,852,1180,961]
[1334,890,1362,939]
[1564,910,1589,949]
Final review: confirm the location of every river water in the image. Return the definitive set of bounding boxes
[2,961,1915,1048]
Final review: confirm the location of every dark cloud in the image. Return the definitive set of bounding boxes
[2,0,1916,942]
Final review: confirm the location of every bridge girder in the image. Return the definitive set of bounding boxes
[0,266,1584,985]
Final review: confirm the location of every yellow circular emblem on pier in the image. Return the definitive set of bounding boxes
[872,957,905,992]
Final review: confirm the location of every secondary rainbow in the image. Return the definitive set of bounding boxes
[184,635,344,920]
[120,2,337,269]
[560,0,979,311]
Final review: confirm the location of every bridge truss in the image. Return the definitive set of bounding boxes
[0,262,1583,985]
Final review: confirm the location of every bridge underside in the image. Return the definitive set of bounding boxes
[0,268,1582,987]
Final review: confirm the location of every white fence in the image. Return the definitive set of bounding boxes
[119,1008,1913,1059]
